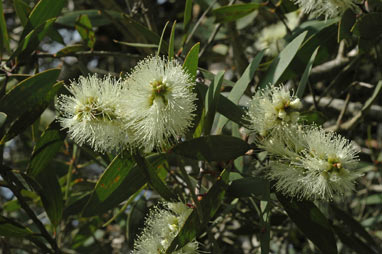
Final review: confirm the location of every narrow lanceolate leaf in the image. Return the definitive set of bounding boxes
[27,121,66,226]
[157,21,170,56]
[183,42,200,81]
[228,177,269,200]
[204,71,224,134]
[13,0,31,27]
[20,0,66,40]
[216,51,264,133]
[75,14,95,49]
[296,46,319,99]
[166,169,230,253]
[212,3,263,23]
[0,68,60,138]
[331,204,379,251]
[11,18,56,60]
[259,31,307,89]
[0,2,10,57]
[196,82,248,127]
[82,154,165,217]
[0,216,34,238]
[277,193,338,254]
[183,0,193,32]
[168,21,176,60]
[338,9,356,41]
[133,153,177,201]
[1,81,62,143]
[55,44,88,57]
[170,135,250,162]
[123,15,168,53]
[0,112,6,128]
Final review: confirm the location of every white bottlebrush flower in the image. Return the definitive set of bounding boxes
[261,126,361,201]
[255,12,299,56]
[56,74,129,152]
[293,0,356,19]
[246,85,302,137]
[123,56,197,152]
[131,202,198,254]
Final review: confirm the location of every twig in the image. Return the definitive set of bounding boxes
[310,40,353,83]
[35,51,140,59]
[334,92,351,131]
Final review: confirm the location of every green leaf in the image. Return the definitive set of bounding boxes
[296,46,319,99]
[26,121,65,226]
[0,112,6,128]
[196,82,248,127]
[1,82,62,143]
[332,225,376,254]
[353,12,382,41]
[75,14,95,49]
[216,51,264,133]
[232,123,244,172]
[81,154,164,217]
[127,198,148,247]
[228,177,269,200]
[331,204,378,250]
[364,193,382,205]
[133,153,177,201]
[11,18,56,60]
[20,0,66,40]
[299,111,326,125]
[204,71,224,134]
[282,20,339,80]
[13,0,31,27]
[115,40,158,48]
[170,135,250,162]
[168,21,176,60]
[123,15,168,53]
[338,9,356,41]
[0,68,60,140]
[55,44,89,57]
[0,2,10,57]
[0,216,34,238]
[166,169,230,253]
[277,193,338,254]
[157,21,170,56]
[183,0,193,32]
[259,31,307,88]
[183,42,200,81]
[57,9,121,27]
[212,3,263,23]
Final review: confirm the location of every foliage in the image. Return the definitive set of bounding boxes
[1,0,382,253]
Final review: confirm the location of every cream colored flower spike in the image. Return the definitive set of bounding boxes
[261,126,361,201]
[123,56,197,152]
[131,202,198,254]
[293,0,356,19]
[56,74,129,152]
[246,85,302,137]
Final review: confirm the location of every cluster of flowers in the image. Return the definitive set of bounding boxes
[131,202,198,254]
[293,0,357,19]
[246,85,361,201]
[56,56,197,153]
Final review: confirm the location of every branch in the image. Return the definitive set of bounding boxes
[309,41,354,82]
[35,50,140,59]
[304,82,382,131]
